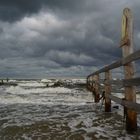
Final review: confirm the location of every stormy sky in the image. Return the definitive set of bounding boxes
[0,0,140,78]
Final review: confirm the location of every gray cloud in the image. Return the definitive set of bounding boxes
[0,0,140,78]
[0,0,96,22]
[46,50,95,67]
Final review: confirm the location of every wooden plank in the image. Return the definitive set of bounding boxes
[123,77,140,86]
[121,8,137,132]
[94,74,100,102]
[87,49,140,78]
[107,79,123,85]
[109,95,140,112]
[87,77,140,89]
[122,50,140,64]
[91,60,122,75]
[105,71,111,112]
[105,77,140,87]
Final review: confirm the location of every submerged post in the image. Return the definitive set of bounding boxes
[88,76,91,91]
[121,8,137,132]
[87,77,89,90]
[94,74,100,102]
[105,70,111,112]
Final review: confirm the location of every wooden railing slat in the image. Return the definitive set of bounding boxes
[123,77,140,86]
[88,49,140,77]
[88,77,140,87]
[109,95,140,112]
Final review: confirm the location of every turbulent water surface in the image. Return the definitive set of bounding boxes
[0,79,140,140]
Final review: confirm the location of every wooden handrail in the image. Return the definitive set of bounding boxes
[109,95,140,112]
[88,49,140,77]
[88,77,140,87]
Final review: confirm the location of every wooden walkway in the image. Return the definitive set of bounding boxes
[87,8,140,132]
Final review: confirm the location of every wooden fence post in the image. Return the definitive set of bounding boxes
[88,76,91,90]
[92,75,95,91]
[87,77,89,90]
[105,70,111,112]
[95,74,100,103]
[121,8,137,132]
[94,74,100,102]
[92,75,96,101]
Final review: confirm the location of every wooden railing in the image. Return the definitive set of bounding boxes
[87,8,140,132]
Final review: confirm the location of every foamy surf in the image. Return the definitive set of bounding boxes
[0,79,140,140]
[0,79,92,105]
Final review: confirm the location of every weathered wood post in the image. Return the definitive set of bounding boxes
[105,70,111,112]
[90,76,92,91]
[91,75,96,101]
[121,8,137,132]
[88,76,91,91]
[94,74,100,102]
[91,75,94,88]
[92,75,95,92]
[86,76,89,90]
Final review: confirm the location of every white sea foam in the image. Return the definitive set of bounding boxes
[0,79,139,139]
[18,82,46,87]
[5,86,72,95]
[41,79,53,83]
[71,79,86,84]
[8,80,17,82]
[0,80,93,105]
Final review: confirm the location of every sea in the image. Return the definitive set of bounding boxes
[0,78,140,140]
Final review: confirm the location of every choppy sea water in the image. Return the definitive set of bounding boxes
[0,79,140,140]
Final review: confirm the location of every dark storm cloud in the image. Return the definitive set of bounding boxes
[0,0,96,22]
[0,0,140,78]
[0,0,40,21]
